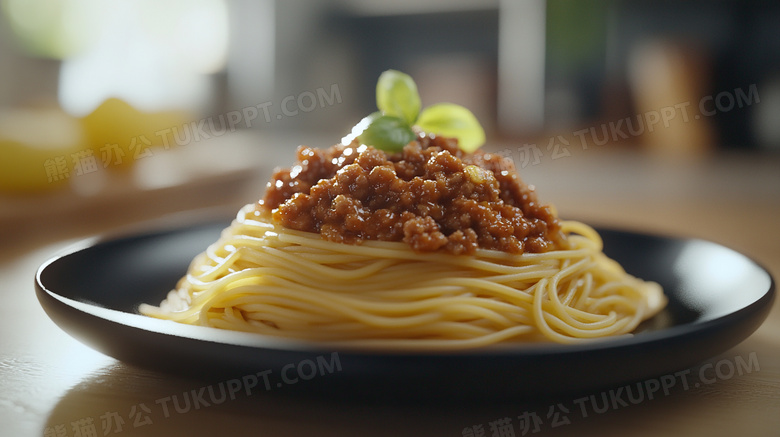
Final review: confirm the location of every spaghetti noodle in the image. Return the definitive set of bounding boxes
[140,205,666,349]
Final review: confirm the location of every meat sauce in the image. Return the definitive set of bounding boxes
[260,135,565,255]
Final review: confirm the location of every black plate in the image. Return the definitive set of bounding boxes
[35,221,775,400]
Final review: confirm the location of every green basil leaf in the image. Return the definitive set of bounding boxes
[376,70,421,126]
[358,115,416,152]
[342,111,381,144]
[416,103,485,152]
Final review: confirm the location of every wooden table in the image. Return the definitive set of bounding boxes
[1,134,778,436]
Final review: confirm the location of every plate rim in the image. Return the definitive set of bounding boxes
[34,221,776,399]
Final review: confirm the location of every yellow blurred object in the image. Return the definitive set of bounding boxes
[0,108,85,194]
[629,40,714,159]
[80,98,191,169]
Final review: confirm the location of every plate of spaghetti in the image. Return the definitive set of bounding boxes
[35,71,774,399]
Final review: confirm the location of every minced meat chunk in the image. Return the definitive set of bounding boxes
[260,134,565,255]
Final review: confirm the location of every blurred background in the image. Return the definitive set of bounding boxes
[1,0,779,251]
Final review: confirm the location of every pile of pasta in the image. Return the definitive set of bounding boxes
[140,205,666,350]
